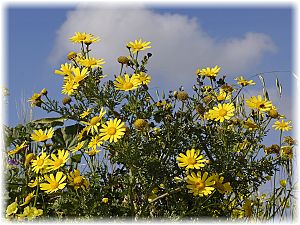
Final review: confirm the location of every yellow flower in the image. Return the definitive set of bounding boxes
[114,74,141,91]
[54,63,73,76]
[186,171,215,197]
[31,128,54,142]
[80,108,91,119]
[20,192,35,206]
[79,57,105,69]
[31,153,51,173]
[40,171,67,194]
[280,179,287,188]
[207,103,235,122]
[69,32,96,43]
[272,120,292,132]
[212,173,232,194]
[83,35,100,45]
[24,153,36,167]
[28,177,43,188]
[82,108,106,135]
[6,202,18,217]
[68,169,89,191]
[216,88,232,101]
[246,95,273,112]
[71,67,89,83]
[88,135,103,149]
[102,197,109,203]
[196,65,221,78]
[86,148,101,156]
[8,141,27,155]
[177,149,206,170]
[18,206,43,220]
[61,76,79,96]
[243,118,258,131]
[48,149,69,171]
[99,118,126,143]
[133,118,148,131]
[71,141,85,153]
[134,72,151,85]
[242,199,253,217]
[28,93,42,107]
[235,76,256,87]
[127,38,151,53]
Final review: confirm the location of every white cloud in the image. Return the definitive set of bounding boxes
[49,4,277,89]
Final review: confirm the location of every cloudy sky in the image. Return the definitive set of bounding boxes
[7,4,294,128]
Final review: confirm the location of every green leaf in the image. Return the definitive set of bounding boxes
[71,154,82,163]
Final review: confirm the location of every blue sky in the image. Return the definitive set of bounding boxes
[7,5,293,133]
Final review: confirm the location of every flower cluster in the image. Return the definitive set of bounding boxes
[5,32,295,221]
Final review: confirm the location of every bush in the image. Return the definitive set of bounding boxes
[4,32,296,221]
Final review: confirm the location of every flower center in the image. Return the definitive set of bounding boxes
[90,116,100,125]
[74,176,84,186]
[36,159,44,167]
[195,181,205,190]
[123,82,133,90]
[219,109,228,117]
[50,180,59,190]
[107,127,117,135]
[187,157,196,165]
[134,44,143,50]
[54,159,63,168]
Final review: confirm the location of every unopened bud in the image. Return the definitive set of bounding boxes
[62,96,72,105]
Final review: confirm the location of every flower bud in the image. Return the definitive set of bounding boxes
[176,91,189,101]
[117,56,130,64]
[203,95,212,104]
[268,109,279,119]
[67,51,77,60]
[62,96,72,105]
[134,119,148,130]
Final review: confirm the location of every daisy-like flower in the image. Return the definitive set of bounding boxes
[69,32,95,43]
[71,67,89,83]
[177,149,206,170]
[31,153,51,173]
[216,89,232,101]
[196,65,221,78]
[54,63,73,76]
[68,169,89,191]
[83,35,100,45]
[31,128,54,142]
[86,148,101,156]
[246,95,273,112]
[79,57,105,69]
[80,108,91,119]
[243,118,258,131]
[212,173,232,194]
[6,202,18,217]
[18,206,43,220]
[40,171,67,194]
[99,118,126,143]
[71,141,85,153]
[82,108,106,135]
[61,76,80,96]
[48,149,69,171]
[114,74,141,91]
[28,177,43,188]
[8,141,27,155]
[235,76,256,87]
[20,192,35,206]
[127,38,151,53]
[88,135,103,149]
[207,103,235,122]
[186,171,215,197]
[272,120,292,132]
[28,93,42,107]
[134,72,152,85]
